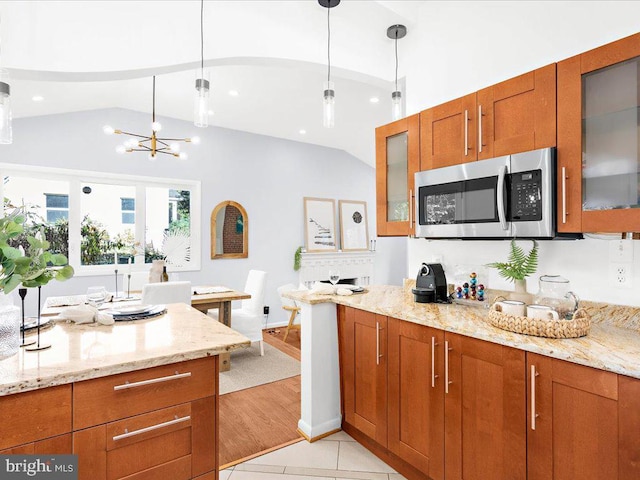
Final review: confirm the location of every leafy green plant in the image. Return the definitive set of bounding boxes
[0,207,74,293]
[293,246,302,271]
[486,239,538,282]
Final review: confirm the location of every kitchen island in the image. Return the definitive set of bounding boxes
[0,303,250,480]
[286,284,640,480]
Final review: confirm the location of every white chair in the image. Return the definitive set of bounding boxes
[208,270,267,356]
[277,283,300,342]
[142,281,192,305]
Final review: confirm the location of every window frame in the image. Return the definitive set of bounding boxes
[0,163,201,276]
[44,193,70,223]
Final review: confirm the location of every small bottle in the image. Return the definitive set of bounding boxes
[162,266,169,283]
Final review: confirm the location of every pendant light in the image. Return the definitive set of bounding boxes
[387,24,407,121]
[0,13,12,144]
[194,0,210,127]
[319,0,340,128]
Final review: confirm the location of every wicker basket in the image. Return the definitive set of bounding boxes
[487,299,590,339]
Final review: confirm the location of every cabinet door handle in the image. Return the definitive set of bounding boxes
[376,321,381,365]
[409,188,413,233]
[531,365,540,430]
[431,336,439,388]
[562,166,568,224]
[478,105,483,153]
[113,415,191,442]
[113,371,192,391]
[464,109,469,156]
[445,340,452,394]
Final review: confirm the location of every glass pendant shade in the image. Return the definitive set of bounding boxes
[323,80,335,128]
[194,76,210,128]
[0,70,12,145]
[391,90,403,121]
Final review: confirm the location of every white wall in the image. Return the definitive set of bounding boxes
[2,108,406,321]
[403,1,640,307]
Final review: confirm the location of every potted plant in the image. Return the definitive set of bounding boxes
[486,239,538,301]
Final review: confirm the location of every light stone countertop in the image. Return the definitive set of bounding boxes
[285,285,640,380]
[0,303,250,396]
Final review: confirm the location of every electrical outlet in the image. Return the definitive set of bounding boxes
[610,262,633,288]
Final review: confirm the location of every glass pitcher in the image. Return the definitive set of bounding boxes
[533,275,579,320]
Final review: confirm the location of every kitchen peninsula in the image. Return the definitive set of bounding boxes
[0,303,250,480]
[287,285,640,480]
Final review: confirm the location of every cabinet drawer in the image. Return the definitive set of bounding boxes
[0,385,72,450]
[117,456,191,480]
[74,357,215,429]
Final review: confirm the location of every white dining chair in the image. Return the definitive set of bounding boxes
[208,270,267,356]
[142,281,192,305]
[277,283,300,342]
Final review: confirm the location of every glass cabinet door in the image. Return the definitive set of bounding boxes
[582,57,640,212]
[386,132,409,222]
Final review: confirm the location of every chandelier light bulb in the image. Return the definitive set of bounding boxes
[115,145,126,154]
[170,143,180,153]
[103,125,115,135]
[391,91,403,121]
[151,121,162,132]
[179,152,188,160]
[190,136,201,145]
[323,81,335,129]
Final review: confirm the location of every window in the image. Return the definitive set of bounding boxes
[45,193,69,223]
[121,197,135,224]
[0,164,201,274]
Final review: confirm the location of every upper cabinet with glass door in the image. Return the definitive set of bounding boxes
[375,114,420,236]
[558,32,640,232]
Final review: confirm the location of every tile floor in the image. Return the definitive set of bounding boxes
[220,431,408,480]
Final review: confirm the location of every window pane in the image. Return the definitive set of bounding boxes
[3,176,70,258]
[81,182,136,265]
[46,194,69,209]
[146,187,191,265]
[121,212,135,224]
[121,198,135,211]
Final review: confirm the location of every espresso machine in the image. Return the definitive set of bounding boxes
[412,263,450,303]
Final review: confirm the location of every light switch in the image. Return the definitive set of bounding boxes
[609,239,634,263]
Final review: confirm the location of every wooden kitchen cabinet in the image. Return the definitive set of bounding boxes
[73,357,218,480]
[528,354,640,480]
[420,65,556,170]
[338,306,388,446]
[444,332,526,480]
[375,114,420,237]
[387,318,444,480]
[557,32,640,233]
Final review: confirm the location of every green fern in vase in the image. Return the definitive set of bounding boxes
[486,240,538,282]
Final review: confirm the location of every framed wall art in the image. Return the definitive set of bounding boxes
[303,197,337,252]
[339,200,369,251]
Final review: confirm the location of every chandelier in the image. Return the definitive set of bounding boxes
[103,76,199,160]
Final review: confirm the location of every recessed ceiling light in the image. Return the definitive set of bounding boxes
[299,129,306,135]
[32,95,44,102]
[369,97,380,103]
[228,90,239,97]
[208,110,214,115]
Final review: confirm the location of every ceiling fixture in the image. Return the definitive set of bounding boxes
[369,97,380,104]
[103,75,199,161]
[194,0,210,127]
[32,95,44,102]
[228,90,239,97]
[319,0,340,128]
[0,14,11,144]
[387,24,407,121]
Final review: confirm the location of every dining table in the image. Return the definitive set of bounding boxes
[41,286,251,372]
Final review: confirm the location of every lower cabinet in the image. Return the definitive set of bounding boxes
[338,306,640,480]
[527,353,640,480]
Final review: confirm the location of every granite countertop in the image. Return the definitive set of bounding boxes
[285,285,640,380]
[0,303,250,396]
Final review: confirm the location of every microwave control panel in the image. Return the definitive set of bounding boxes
[509,169,542,221]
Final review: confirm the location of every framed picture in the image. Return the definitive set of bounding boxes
[304,197,337,253]
[339,200,369,251]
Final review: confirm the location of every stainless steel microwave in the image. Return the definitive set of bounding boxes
[415,148,561,239]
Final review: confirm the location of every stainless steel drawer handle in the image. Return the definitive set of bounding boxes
[531,364,539,430]
[376,321,381,365]
[431,337,439,388]
[464,109,469,156]
[113,371,192,391]
[445,340,451,394]
[478,104,483,153]
[562,166,567,224]
[113,415,191,441]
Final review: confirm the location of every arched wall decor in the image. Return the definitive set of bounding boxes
[210,201,248,259]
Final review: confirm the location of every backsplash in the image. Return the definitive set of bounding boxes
[408,237,640,307]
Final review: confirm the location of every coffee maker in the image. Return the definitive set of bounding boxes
[412,263,450,303]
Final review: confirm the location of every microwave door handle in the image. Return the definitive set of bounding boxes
[497,165,508,231]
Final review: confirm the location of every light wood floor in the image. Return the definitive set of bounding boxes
[218,329,302,468]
